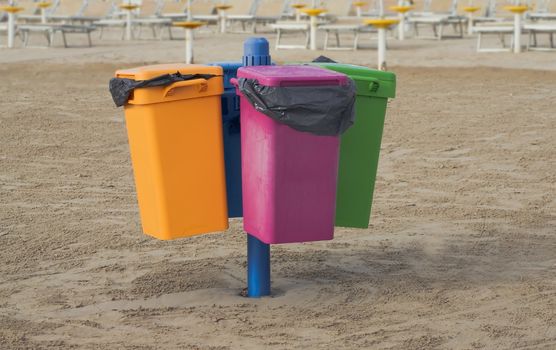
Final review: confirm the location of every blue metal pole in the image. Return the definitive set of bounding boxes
[243,37,272,298]
[247,235,271,297]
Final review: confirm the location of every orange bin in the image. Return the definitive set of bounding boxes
[116,64,228,240]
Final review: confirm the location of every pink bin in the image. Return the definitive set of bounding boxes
[236,65,349,244]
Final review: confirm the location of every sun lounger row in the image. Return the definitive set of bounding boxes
[2,0,556,50]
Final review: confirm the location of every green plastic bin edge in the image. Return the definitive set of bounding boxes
[306,63,396,99]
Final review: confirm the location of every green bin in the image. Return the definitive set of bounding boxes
[309,63,396,228]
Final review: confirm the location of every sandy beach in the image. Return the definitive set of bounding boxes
[1,29,555,349]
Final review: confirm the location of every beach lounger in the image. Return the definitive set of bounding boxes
[528,12,556,19]
[15,0,54,23]
[95,0,168,40]
[320,20,364,50]
[10,0,97,46]
[525,22,556,50]
[226,0,258,33]
[473,22,515,52]
[133,0,173,39]
[158,0,188,19]
[18,23,95,47]
[471,0,548,51]
[191,0,218,24]
[323,0,363,20]
[272,21,310,49]
[409,0,466,39]
[470,0,504,26]
[40,0,87,22]
[527,0,556,19]
[254,0,288,32]
[158,0,192,39]
[272,0,350,50]
[49,0,116,25]
[411,14,465,39]
[527,0,556,21]
[355,0,382,17]
[92,0,128,39]
[316,0,367,50]
[410,0,432,16]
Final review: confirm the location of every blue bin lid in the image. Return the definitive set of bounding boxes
[208,61,242,89]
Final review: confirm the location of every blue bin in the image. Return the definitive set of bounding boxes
[209,61,243,218]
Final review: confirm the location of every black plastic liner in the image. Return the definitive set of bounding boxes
[109,72,219,107]
[312,56,338,63]
[236,78,356,136]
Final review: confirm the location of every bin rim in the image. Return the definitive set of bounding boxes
[113,64,224,106]
[237,65,349,87]
[308,63,395,82]
[115,63,222,81]
[306,62,396,99]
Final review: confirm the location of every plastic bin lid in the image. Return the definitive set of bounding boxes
[114,64,223,106]
[115,63,222,81]
[208,61,242,89]
[307,63,396,99]
[237,65,348,87]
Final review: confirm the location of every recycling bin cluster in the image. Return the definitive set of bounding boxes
[110,47,396,245]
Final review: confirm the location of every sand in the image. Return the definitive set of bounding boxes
[0,29,555,349]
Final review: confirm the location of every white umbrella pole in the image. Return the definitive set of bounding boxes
[310,14,317,50]
[220,11,227,33]
[186,0,194,63]
[378,27,386,70]
[7,12,15,48]
[513,12,521,53]
[185,28,193,63]
[125,10,132,40]
[356,4,362,17]
[398,12,405,40]
[41,7,47,24]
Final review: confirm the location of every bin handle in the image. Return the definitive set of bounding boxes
[351,75,381,92]
[163,78,208,97]
[230,78,238,87]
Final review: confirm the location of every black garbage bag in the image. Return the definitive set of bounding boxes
[312,56,337,63]
[109,72,219,107]
[236,78,356,136]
